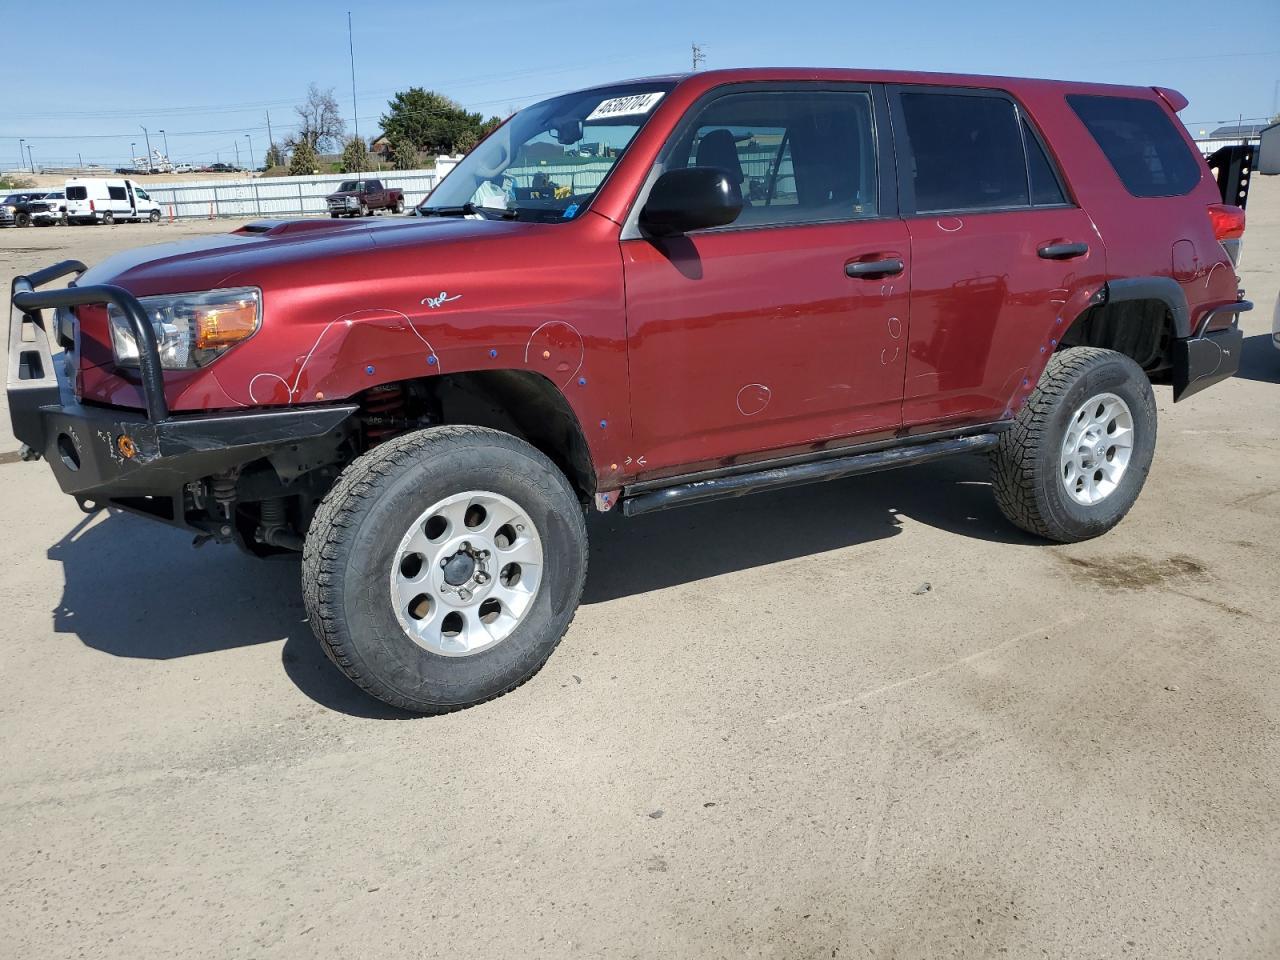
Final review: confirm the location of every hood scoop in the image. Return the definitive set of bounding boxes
[234,219,370,238]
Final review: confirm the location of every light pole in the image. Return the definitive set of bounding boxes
[25,144,34,173]
[140,125,153,169]
[245,133,255,171]
[131,142,137,168]
[159,128,170,162]
[18,138,24,170]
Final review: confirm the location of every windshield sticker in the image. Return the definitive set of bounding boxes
[585,92,665,122]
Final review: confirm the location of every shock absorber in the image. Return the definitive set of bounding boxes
[362,384,406,445]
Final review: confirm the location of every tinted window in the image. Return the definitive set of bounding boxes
[899,93,1028,212]
[1023,120,1066,205]
[107,186,127,201]
[668,89,878,227]
[1067,94,1200,197]
[66,186,87,200]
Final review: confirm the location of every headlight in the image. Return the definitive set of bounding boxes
[108,287,261,370]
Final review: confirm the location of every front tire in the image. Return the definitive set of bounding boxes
[990,346,1156,543]
[149,209,161,222]
[303,425,588,713]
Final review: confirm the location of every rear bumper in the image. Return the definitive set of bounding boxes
[9,263,355,515]
[1171,299,1251,402]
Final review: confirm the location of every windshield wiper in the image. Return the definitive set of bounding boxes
[420,203,519,220]
[420,202,477,217]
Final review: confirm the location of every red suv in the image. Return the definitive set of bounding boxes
[8,69,1251,713]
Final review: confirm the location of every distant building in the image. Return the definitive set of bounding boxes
[1192,122,1266,157]
[1258,122,1280,176]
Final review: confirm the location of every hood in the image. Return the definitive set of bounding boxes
[78,216,536,296]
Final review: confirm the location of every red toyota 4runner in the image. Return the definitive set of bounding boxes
[8,69,1252,713]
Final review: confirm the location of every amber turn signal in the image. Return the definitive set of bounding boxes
[195,300,259,350]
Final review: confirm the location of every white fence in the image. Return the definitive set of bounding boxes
[142,167,452,220]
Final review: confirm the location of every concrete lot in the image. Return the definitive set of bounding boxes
[1,186,1278,959]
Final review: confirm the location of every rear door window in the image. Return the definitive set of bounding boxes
[1023,120,1066,205]
[66,186,87,200]
[1066,94,1200,197]
[897,92,1029,212]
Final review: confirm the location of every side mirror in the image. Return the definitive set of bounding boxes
[639,167,743,237]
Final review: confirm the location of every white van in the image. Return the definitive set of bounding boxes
[64,178,162,225]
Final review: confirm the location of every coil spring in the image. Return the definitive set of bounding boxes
[362,384,406,445]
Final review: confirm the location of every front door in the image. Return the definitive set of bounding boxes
[621,84,909,477]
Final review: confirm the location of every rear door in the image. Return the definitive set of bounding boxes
[888,87,1106,432]
[621,83,910,476]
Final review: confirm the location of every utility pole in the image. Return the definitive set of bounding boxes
[18,138,24,169]
[131,142,137,167]
[159,128,170,161]
[692,42,706,71]
[266,110,275,159]
[348,11,361,171]
[245,133,255,171]
[77,152,83,171]
[141,125,152,168]
[234,140,240,168]
[25,144,34,173]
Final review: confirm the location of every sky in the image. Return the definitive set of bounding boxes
[2,0,1277,170]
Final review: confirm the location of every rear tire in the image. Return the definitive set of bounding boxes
[393,199,404,214]
[303,425,588,714]
[102,211,114,225]
[990,346,1156,543]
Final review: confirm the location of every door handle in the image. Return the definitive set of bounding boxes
[845,257,904,279]
[1037,241,1089,260]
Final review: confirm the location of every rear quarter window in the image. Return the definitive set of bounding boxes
[1067,94,1201,198]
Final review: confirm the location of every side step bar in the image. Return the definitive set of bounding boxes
[621,433,1001,517]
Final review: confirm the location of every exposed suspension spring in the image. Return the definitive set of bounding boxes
[210,471,238,519]
[361,384,406,445]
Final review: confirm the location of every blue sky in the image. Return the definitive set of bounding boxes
[2,0,1277,169]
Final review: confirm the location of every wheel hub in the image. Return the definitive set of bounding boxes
[1059,392,1135,506]
[389,491,543,657]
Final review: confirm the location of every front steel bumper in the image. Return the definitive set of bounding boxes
[9,261,355,516]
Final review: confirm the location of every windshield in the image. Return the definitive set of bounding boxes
[422,81,675,222]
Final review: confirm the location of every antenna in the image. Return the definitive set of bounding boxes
[348,11,361,168]
[692,42,706,71]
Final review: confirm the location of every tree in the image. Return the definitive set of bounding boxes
[263,142,286,169]
[288,140,319,176]
[340,136,368,174]
[293,83,345,152]
[380,87,486,155]
[389,135,419,170]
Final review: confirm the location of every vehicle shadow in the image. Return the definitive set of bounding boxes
[1235,333,1280,385]
[582,452,1039,603]
[48,453,1038,716]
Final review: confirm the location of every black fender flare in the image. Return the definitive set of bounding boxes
[1103,277,1190,339]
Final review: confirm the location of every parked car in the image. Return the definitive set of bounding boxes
[1,191,41,227]
[1272,291,1279,353]
[26,191,66,226]
[326,178,405,217]
[8,69,1252,714]
[173,164,194,174]
[63,177,161,224]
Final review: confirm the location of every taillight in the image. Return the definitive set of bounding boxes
[89,199,95,212]
[1208,203,1245,241]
